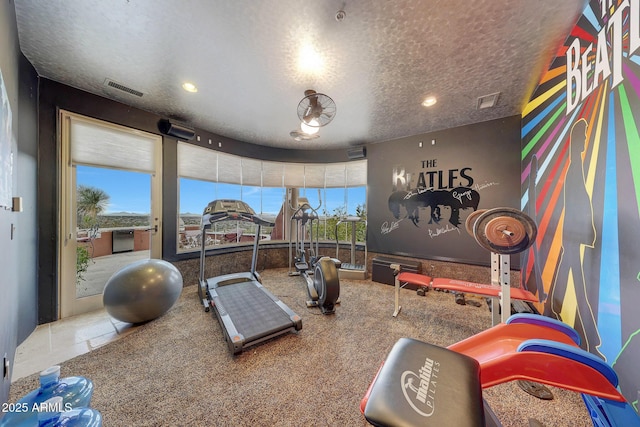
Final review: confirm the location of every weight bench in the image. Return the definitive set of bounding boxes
[362,314,640,427]
[392,264,538,324]
[389,263,431,317]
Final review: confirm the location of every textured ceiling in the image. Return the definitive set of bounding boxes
[14,0,586,150]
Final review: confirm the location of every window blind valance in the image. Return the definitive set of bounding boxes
[69,116,158,173]
[177,142,366,188]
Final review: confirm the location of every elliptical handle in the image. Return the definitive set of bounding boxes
[313,188,322,212]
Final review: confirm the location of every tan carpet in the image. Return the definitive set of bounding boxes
[9,269,591,426]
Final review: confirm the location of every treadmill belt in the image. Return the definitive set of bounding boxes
[215,281,293,340]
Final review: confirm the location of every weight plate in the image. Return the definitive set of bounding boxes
[465,209,487,236]
[473,207,537,254]
[517,380,554,400]
[484,216,527,247]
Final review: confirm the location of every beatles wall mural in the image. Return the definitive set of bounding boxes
[521,0,639,409]
[367,115,521,266]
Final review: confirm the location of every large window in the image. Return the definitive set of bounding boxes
[177,142,366,253]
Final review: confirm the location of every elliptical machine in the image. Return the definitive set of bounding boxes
[288,196,340,314]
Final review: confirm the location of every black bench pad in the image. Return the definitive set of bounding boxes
[363,337,485,427]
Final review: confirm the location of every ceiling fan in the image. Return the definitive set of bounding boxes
[297,89,337,129]
[290,89,337,140]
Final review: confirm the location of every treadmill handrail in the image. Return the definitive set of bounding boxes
[199,199,272,287]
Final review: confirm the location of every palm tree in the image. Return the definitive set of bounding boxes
[77,185,110,230]
[76,185,110,284]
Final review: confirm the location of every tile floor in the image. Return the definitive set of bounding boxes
[11,309,141,383]
[11,251,149,383]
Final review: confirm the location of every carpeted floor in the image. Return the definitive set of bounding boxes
[9,269,591,426]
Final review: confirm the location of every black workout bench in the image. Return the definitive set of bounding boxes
[361,337,500,427]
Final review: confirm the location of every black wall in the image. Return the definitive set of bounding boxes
[366,116,522,266]
[16,51,38,344]
[0,0,38,408]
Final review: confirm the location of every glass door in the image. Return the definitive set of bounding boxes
[58,111,163,318]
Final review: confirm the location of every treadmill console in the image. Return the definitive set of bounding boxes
[201,199,274,227]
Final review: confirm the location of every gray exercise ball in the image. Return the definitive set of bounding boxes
[103,259,183,324]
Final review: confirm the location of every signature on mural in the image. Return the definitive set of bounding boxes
[403,187,431,199]
[381,219,402,235]
[473,181,499,191]
[451,188,474,204]
[428,223,461,238]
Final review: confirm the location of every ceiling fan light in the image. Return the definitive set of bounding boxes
[300,119,320,135]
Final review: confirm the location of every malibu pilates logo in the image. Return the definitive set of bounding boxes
[400,356,440,417]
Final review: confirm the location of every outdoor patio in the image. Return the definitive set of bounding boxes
[77,250,150,298]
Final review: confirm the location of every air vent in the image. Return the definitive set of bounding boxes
[476,92,500,110]
[104,78,144,97]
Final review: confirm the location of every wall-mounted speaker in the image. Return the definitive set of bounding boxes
[158,119,196,140]
[347,146,367,160]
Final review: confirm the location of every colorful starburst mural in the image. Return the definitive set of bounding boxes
[521,0,640,408]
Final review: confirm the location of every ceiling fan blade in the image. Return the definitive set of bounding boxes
[304,89,319,109]
[303,115,318,124]
[302,106,314,122]
[308,95,319,109]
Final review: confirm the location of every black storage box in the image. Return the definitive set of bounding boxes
[372,256,422,287]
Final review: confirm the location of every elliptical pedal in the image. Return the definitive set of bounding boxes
[295,261,309,271]
[341,262,364,271]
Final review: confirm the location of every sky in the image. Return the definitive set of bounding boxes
[77,165,366,216]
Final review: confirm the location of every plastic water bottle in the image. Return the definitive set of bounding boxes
[36,397,102,427]
[0,366,94,426]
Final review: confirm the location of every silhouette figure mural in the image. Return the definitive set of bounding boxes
[549,119,603,357]
[523,154,546,303]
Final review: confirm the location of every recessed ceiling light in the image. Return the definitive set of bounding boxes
[182,82,198,93]
[298,43,324,74]
[422,96,437,107]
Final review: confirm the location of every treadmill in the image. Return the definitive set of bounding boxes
[198,199,302,354]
